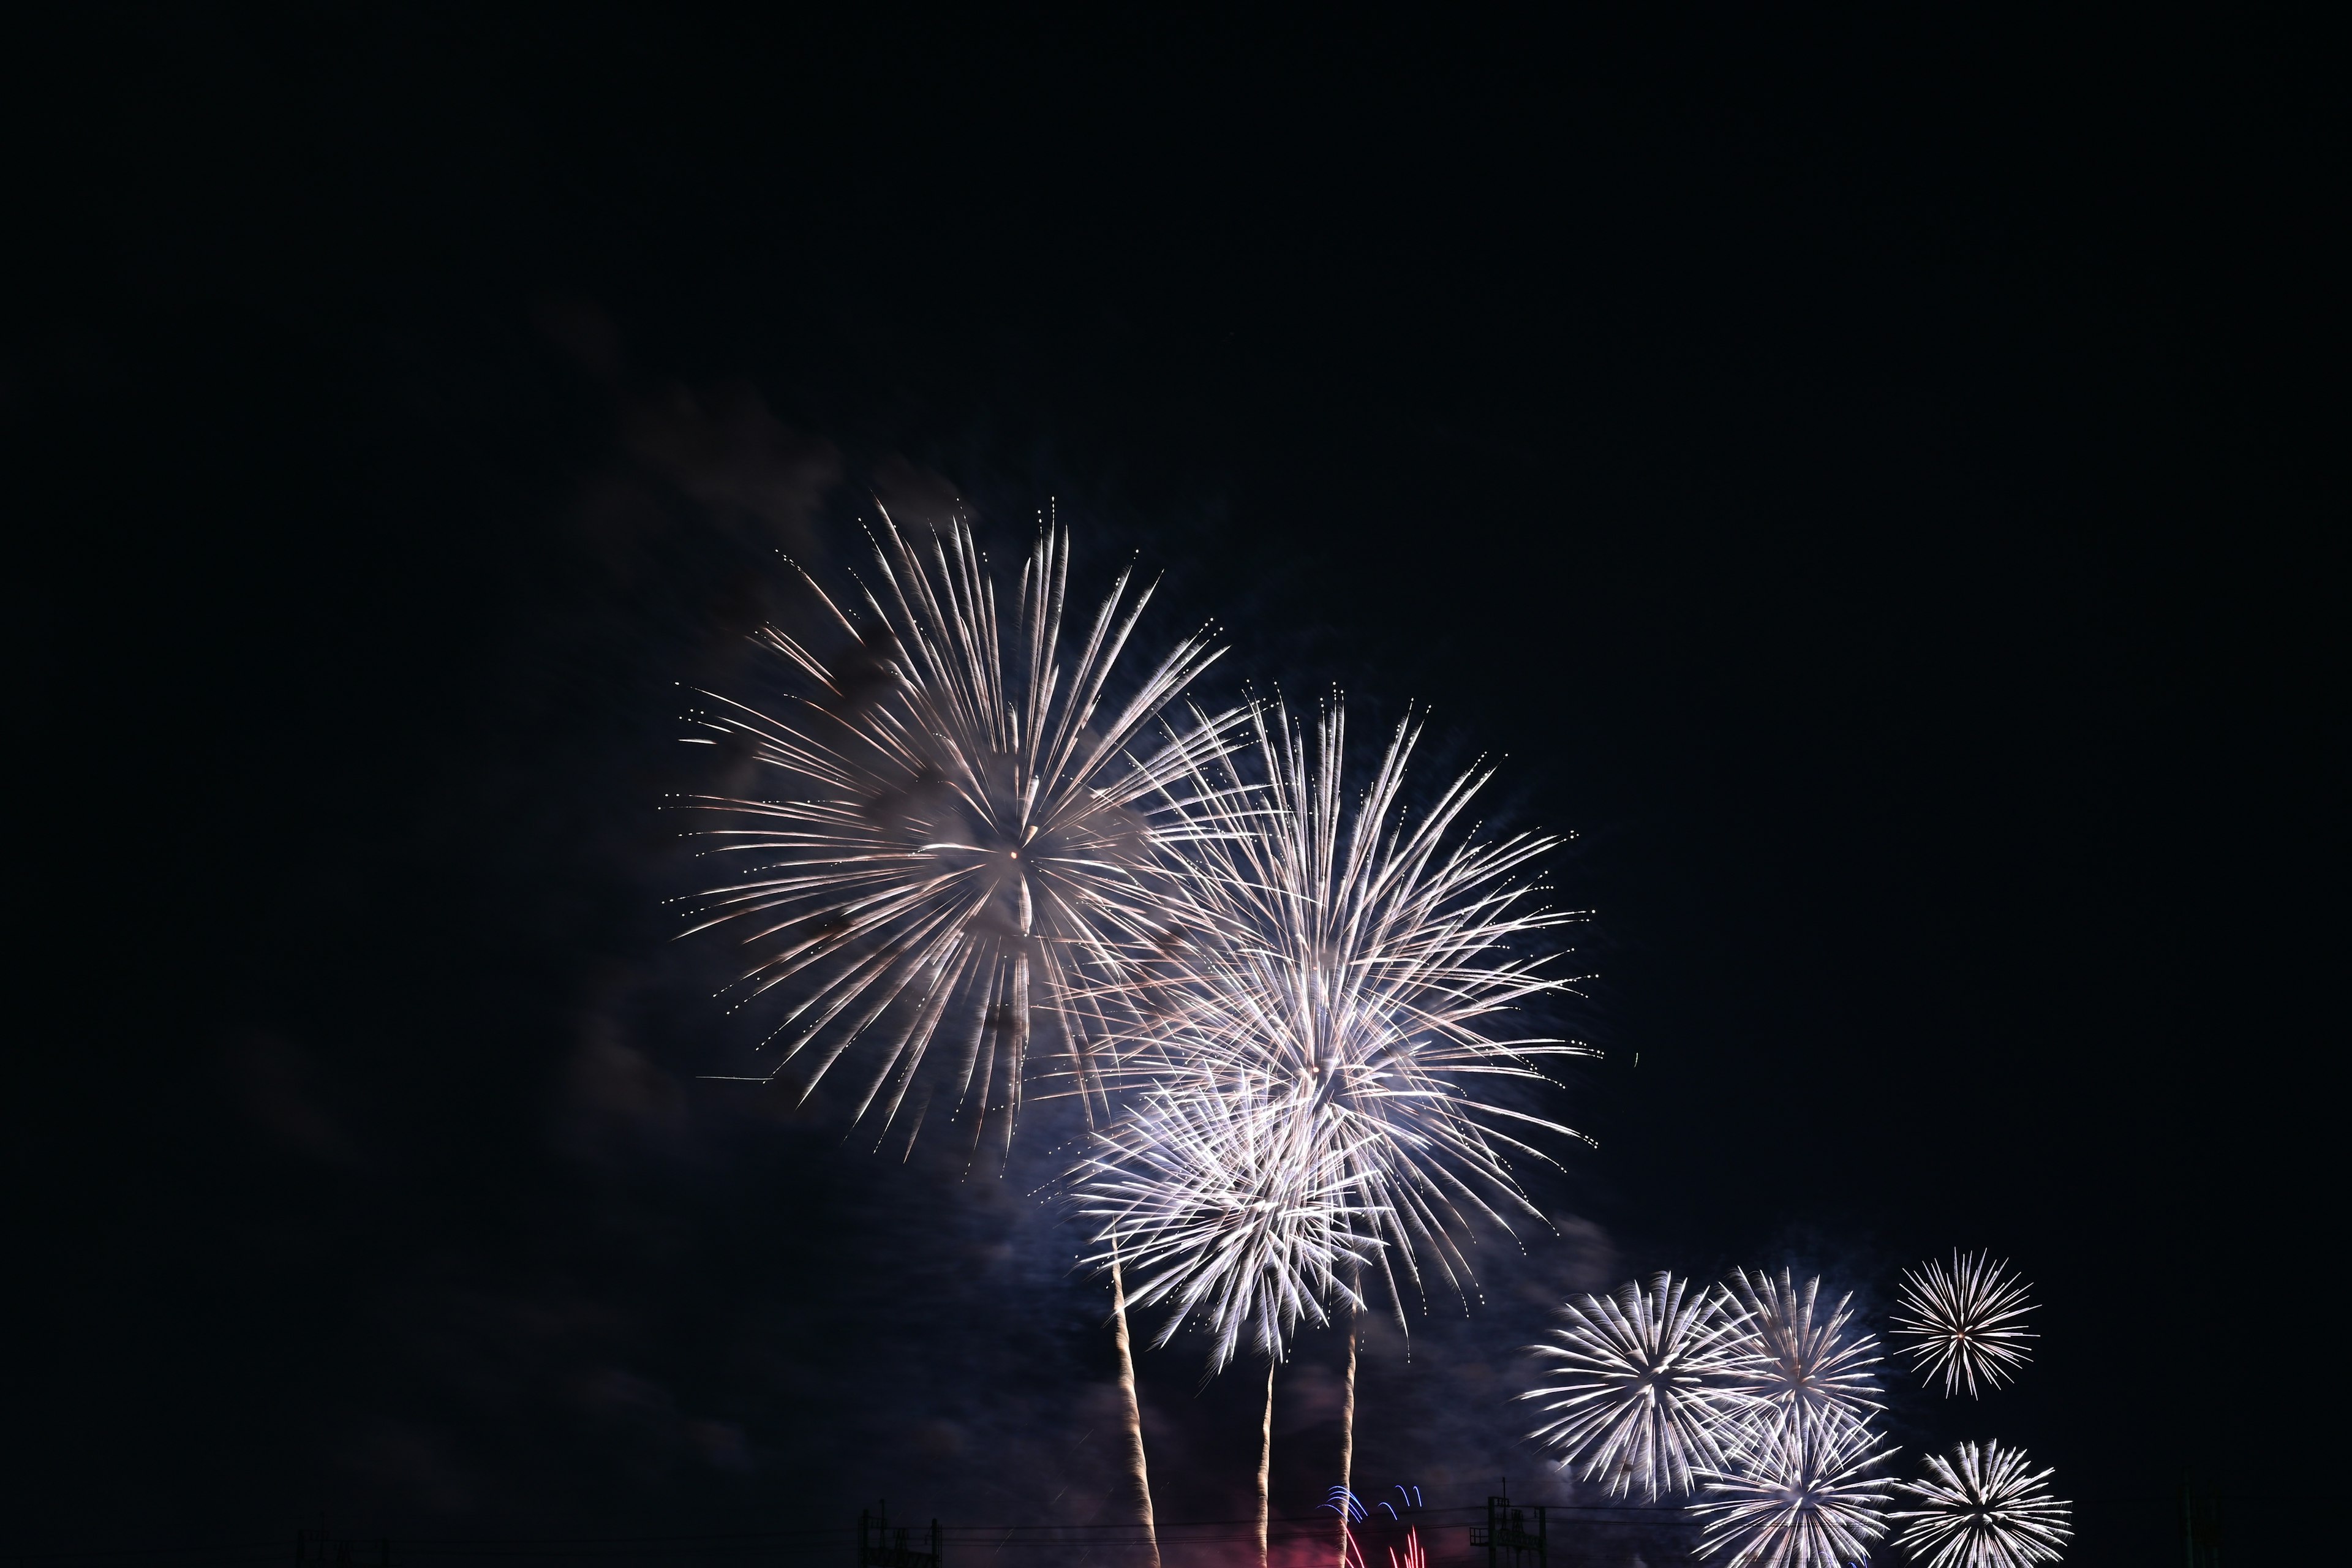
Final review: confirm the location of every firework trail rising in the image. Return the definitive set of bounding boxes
[1079,700,1595,1319]
[1692,1412,1896,1568]
[1893,1441,2071,1568]
[676,516,1240,1155]
[1723,1269,1883,1440]
[1521,1272,1752,1499]
[1892,1250,2036,1398]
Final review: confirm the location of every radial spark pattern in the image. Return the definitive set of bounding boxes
[1076,1070,1378,1370]
[1892,1250,2036,1398]
[1079,702,1594,1319]
[1724,1269,1884,1438]
[1893,1441,2071,1568]
[1693,1414,1894,1568]
[677,518,1238,1153]
[1523,1272,1752,1499]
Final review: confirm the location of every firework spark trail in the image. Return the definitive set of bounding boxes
[1692,1412,1896,1568]
[1255,1358,1275,1568]
[1521,1272,1753,1499]
[1076,1070,1381,1373]
[1075,700,1596,1321]
[1321,1490,1371,1568]
[676,516,1243,1155]
[1722,1269,1884,1441]
[1336,1306,1358,1568]
[1104,1243,1158,1568]
[1892,1251,2037,1398]
[1893,1441,2071,1568]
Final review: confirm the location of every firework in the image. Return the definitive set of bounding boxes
[1693,1412,1895,1568]
[1077,700,1595,1316]
[1893,1441,2071,1568]
[1324,1486,1369,1524]
[1522,1272,1752,1499]
[1892,1251,2036,1398]
[677,516,1240,1153]
[1075,1069,1380,1371]
[1325,1485,1422,1568]
[1723,1269,1883,1438]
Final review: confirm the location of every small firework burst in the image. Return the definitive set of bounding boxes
[1522,1272,1753,1499]
[1693,1412,1895,1568]
[1892,1250,2036,1398]
[1074,1069,1379,1371]
[1723,1268,1884,1438]
[1893,1441,2071,1568]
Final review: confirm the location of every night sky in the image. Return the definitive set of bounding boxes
[13,10,2338,1567]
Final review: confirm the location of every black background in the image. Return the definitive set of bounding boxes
[10,8,2339,1566]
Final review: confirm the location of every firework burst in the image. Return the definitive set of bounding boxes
[677,517,1240,1153]
[1723,1269,1884,1438]
[1075,1069,1380,1371]
[1693,1412,1895,1568]
[1522,1272,1752,1499]
[1893,1441,2071,1568]
[1892,1250,2036,1398]
[1077,700,1595,1316]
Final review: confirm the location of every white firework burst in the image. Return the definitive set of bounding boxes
[677,516,1241,1154]
[1892,1250,2036,1398]
[1693,1412,1895,1568]
[1079,699,1596,1316]
[1074,1069,1381,1371]
[1522,1272,1753,1499]
[1893,1441,2071,1568]
[1724,1268,1884,1438]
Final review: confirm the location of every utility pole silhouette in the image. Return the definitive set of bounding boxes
[2179,1480,2222,1568]
[293,1528,391,1567]
[859,1500,941,1568]
[1468,1491,1545,1568]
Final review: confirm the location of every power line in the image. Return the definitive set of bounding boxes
[9,1492,2321,1564]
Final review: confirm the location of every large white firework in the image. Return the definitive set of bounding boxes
[677,518,1240,1153]
[1893,1441,2071,1568]
[1724,1269,1884,1439]
[1693,1412,1895,1568]
[1075,1068,1381,1371]
[1521,1272,1753,1499]
[1892,1251,2036,1398]
[1078,701,1595,1317]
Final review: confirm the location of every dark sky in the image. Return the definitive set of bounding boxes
[12,9,2339,1567]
